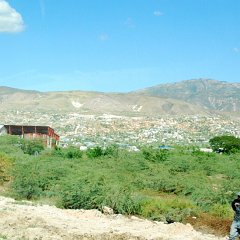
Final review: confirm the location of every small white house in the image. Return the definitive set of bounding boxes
[200,148,213,153]
[80,146,88,151]
[0,125,7,136]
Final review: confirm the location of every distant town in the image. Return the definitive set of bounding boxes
[1,110,239,150]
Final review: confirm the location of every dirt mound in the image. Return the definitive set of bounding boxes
[0,196,227,240]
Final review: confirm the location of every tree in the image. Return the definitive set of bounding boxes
[209,135,240,154]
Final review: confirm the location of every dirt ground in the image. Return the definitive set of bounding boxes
[0,196,228,240]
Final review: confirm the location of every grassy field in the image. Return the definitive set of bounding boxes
[0,135,239,235]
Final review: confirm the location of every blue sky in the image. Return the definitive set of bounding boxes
[0,0,240,92]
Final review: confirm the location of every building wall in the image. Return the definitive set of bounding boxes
[23,133,58,148]
[2,125,59,148]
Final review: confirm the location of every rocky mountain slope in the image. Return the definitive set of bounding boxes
[0,87,207,116]
[0,196,226,240]
[0,79,239,116]
[138,79,240,113]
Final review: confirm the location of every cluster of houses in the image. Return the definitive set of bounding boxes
[0,124,60,148]
[0,124,214,153]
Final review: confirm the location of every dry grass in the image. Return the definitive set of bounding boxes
[185,213,231,236]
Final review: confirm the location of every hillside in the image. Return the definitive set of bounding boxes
[1,79,240,116]
[138,79,240,113]
[0,196,225,240]
[0,87,207,116]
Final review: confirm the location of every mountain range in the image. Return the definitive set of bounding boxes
[0,79,239,117]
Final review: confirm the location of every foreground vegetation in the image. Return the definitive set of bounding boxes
[0,135,239,233]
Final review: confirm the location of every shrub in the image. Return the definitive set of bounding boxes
[139,196,196,222]
[0,135,23,155]
[59,176,108,209]
[20,139,45,155]
[65,147,83,159]
[142,147,169,162]
[11,168,43,199]
[86,146,104,158]
[209,135,240,154]
[59,175,141,215]
[209,203,232,218]
[52,146,83,159]
[103,144,119,157]
[7,141,240,225]
[0,153,12,184]
[11,157,69,200]
[103,187,141,214]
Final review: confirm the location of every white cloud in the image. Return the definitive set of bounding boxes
[98,33,109,41]
[154,11,163,16]
[0,0,24,33]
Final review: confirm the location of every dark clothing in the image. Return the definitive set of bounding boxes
[232,198,240,221]
[229,197,240,240]
[232,198,240,212]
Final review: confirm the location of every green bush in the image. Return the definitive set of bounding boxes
[52,146,83,159]
[103,187,141,214]
[3,136,239,224]
[209,135,240,154]
[20,139,45,155]
[86,146,104,158]
[103,144,119,158]
[65,147,83,159]
[0,135,23,155]
[142,147,169,162]
[11,167,43,199]
[139,196,196,222]
[59,179,105,209]
[209,203,232,218]
[0,153,12,184]
[59,176,140,214]
[11,156,69,200]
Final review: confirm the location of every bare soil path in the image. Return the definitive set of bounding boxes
[0,196,227,240]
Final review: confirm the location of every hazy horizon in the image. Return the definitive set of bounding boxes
[0,0,240,92]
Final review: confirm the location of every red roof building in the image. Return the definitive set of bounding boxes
[1,125,60,148]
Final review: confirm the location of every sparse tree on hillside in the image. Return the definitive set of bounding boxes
[209,135,240,154]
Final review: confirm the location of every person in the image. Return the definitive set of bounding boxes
[228,192,240,240]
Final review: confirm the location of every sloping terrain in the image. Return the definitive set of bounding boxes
[0,87,207,116]
[1,79,240,116]
[0,196,226,240]
[138,79,240,112]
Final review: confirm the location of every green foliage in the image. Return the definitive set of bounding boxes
[59,176,140,214]
[139,194,196,222]
[86,146,103,158]
[59,177,105,209]
[103,144,119,158]
[209,203,232,218]
[142,147,169,162]
[65,147,83,159]
[0,153,12,184]
[102,187,141,214]
[209,135,240,154]
[53,146,83,159]
[11,155,70,199]
[20,139,45,155]
[0,135,23,155]
[1,134,239,223]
